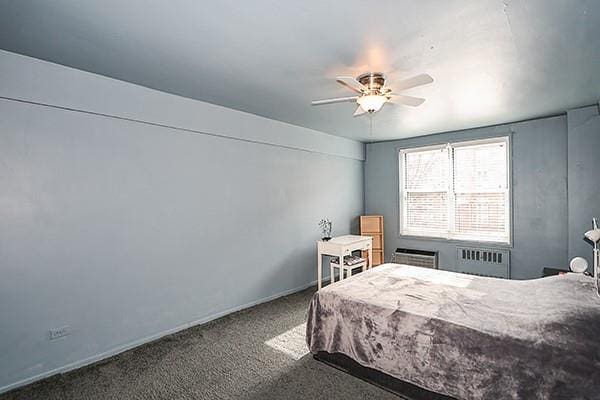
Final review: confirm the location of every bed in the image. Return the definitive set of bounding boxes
[306,263,600,399]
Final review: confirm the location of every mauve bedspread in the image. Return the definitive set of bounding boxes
[306,264,600,400]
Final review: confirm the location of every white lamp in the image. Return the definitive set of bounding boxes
[357,95,387,113]
[584,217,600,296]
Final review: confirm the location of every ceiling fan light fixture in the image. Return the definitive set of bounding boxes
[311,72,433,117]
[357,95,387,113]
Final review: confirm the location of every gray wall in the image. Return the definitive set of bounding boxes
[567,105,600,267]
[365,116,570,279]
[0,51,364,391]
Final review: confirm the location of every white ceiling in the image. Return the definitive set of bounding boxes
[0,0,598,142]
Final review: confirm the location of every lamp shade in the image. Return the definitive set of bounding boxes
[357,95,387,113]
[585,229,600,244]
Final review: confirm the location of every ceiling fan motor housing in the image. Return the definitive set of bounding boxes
[357,72,386,94]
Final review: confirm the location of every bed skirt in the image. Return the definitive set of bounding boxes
[314,351,456,400]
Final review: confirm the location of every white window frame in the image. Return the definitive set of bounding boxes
[398,136,511,245]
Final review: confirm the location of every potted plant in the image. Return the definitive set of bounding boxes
[318,218,332,241]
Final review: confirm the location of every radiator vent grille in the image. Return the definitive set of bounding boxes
[392,248,438,269]
[459,248,504,264]
[456,246,510,278]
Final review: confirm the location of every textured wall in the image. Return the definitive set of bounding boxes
[0,51,364,391]
[365,116,569,279]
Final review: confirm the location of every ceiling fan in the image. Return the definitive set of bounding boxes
[312,72,433,116]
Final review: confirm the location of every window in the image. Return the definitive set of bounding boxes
[399,137,510,243]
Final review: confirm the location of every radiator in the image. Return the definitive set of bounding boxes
[456,246,510,278]
[392,248,438,269]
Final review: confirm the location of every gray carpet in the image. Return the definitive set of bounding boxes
[1,287,397,400]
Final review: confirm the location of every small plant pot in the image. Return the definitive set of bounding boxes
[322,237,331,241]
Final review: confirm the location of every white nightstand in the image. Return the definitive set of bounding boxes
[317,235,372,290]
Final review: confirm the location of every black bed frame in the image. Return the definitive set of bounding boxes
[314,352,457,400]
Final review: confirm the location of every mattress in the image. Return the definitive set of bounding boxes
[306,264,600,399]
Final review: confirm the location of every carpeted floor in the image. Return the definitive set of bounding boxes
[1,286,398,400]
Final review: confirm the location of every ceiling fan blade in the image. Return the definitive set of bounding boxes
[394,73,434,91]
[353,106,367,117]
[336,76,367,93]
[390,94,426,107]
[311,96,358,106]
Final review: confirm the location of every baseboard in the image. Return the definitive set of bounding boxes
[0,279,319,395]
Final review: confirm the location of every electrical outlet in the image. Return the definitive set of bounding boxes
[49,325,70,340]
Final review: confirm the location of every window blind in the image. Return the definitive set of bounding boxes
[402,147,448,234]
[400,137,510,243]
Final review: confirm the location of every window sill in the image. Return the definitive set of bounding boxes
[397,234,512,249]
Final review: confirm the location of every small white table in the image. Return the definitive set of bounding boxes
[317,235,373,290]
